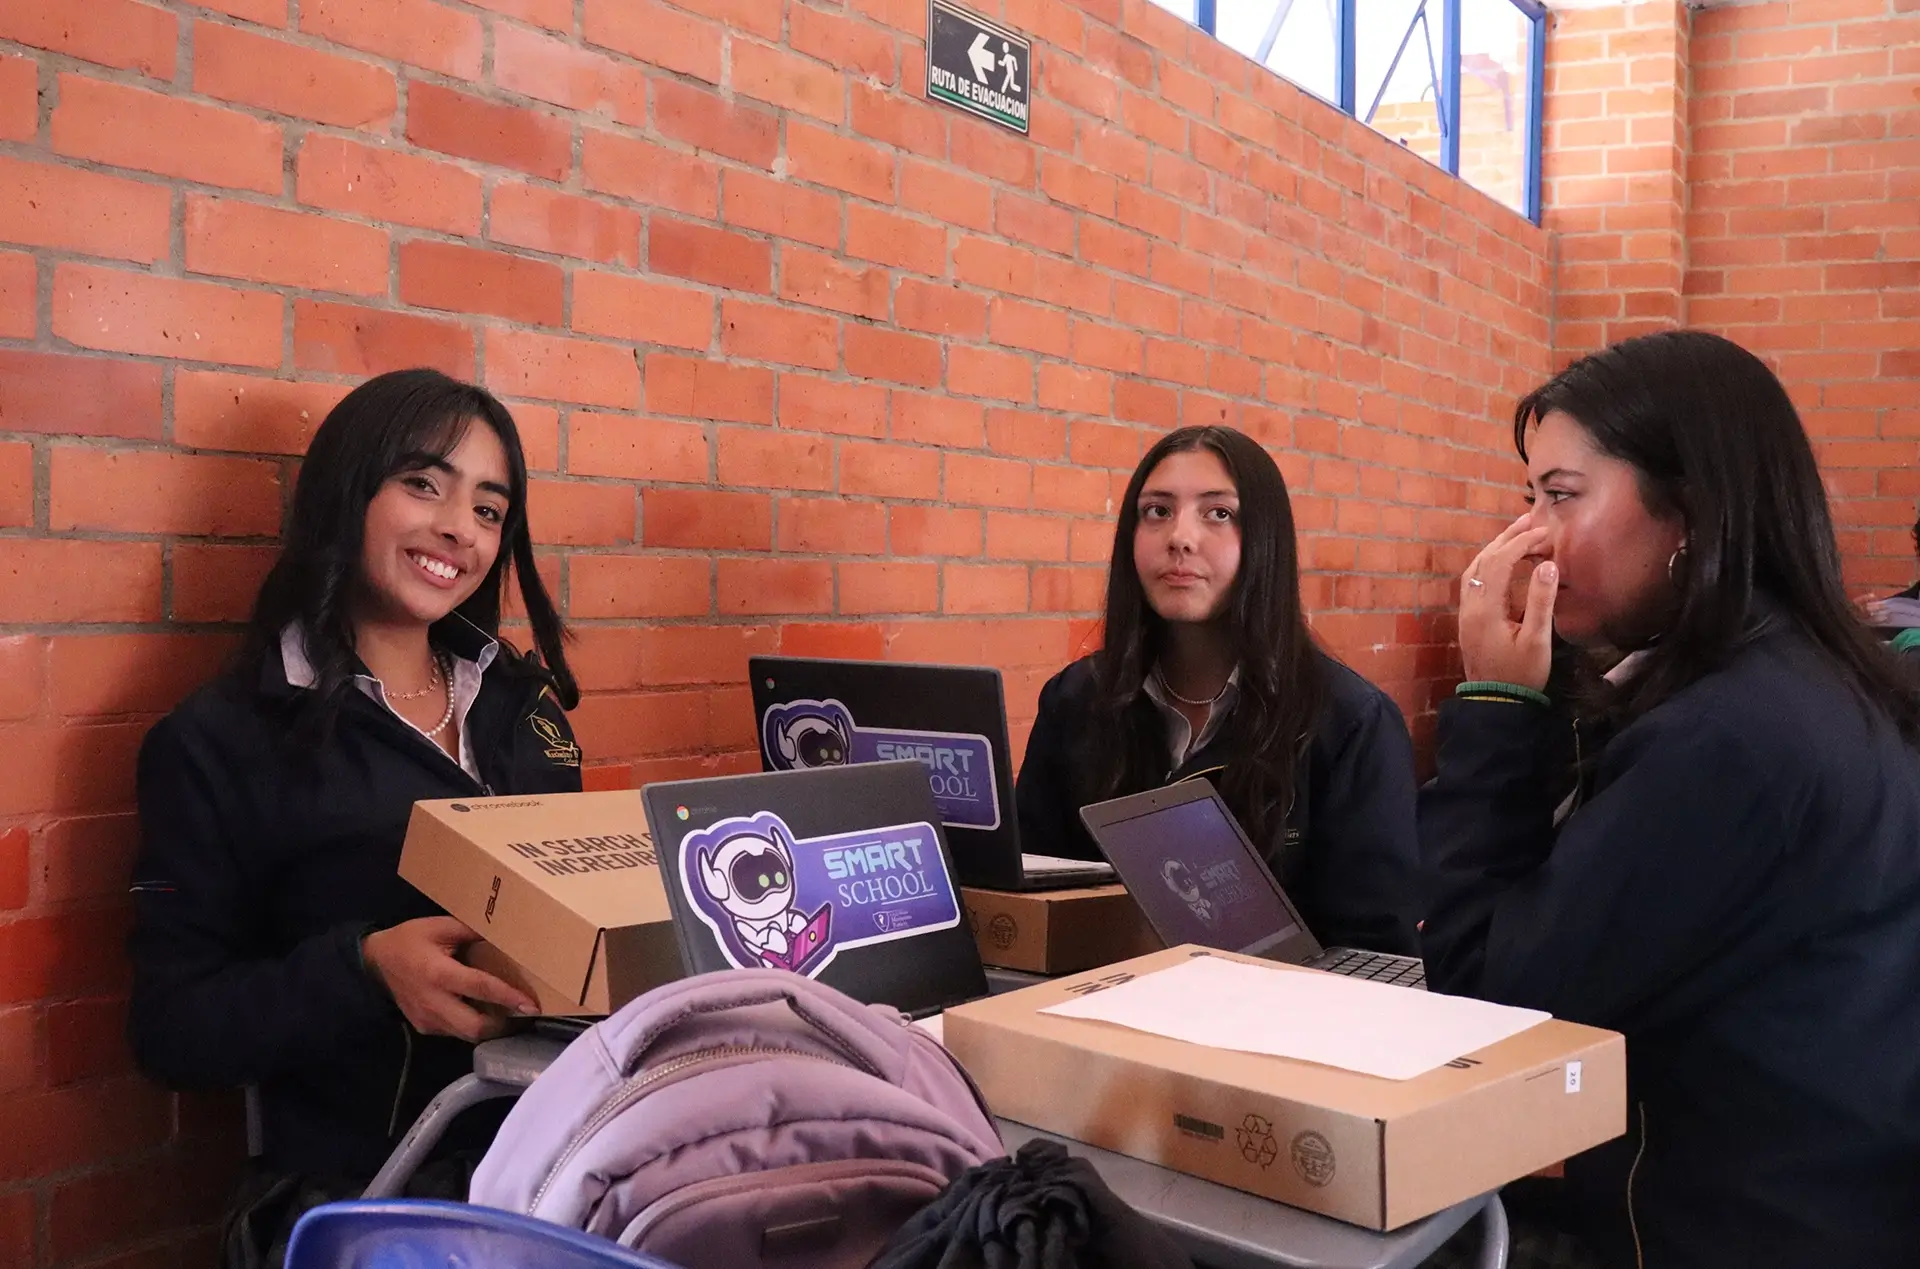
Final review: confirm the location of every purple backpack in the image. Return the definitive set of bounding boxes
[468,970,1004,1268]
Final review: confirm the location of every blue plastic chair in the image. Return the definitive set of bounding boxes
[285,1198,684,1269]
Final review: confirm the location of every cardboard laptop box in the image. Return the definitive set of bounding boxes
[943,946,1626,1230]
[960,885,1162,974]
[462,939,599,1018]
[399,791,680,1016]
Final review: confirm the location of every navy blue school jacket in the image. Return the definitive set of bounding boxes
[1014,650,1421,956]
[127,623,582,1182]
[1421,607,1920,1268]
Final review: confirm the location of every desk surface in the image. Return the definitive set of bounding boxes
[984,965,1044,995]
[477,1033,1489,1269]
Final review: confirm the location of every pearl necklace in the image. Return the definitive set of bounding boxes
[413,652,456,738]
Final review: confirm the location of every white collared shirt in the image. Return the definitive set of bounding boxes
[280,624,497,782]
[1605,650,1651,686]
[1142,665,1242,769]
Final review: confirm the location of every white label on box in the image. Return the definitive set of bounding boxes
[1566,1061,1583,1094]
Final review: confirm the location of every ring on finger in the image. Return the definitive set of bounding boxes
[1466,577,1486,589]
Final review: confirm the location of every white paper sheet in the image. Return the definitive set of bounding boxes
[1039,957,1549,1081]
[912,1013,945,1043]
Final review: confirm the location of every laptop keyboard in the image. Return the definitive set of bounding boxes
[1021,852,1116,878]
[1313,948,1427,990]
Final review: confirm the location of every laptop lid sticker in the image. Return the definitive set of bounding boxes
[761,698,1002,831]
[678,810,962,980]
[1099,797,1300,952]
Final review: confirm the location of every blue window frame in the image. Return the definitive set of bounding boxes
[1155,0,1546,223]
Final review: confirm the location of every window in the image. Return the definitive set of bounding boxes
[1455,0,1537,217]
[1164,0,1546,222]
[1360,0,1447,165]
[1217,0,1340,105]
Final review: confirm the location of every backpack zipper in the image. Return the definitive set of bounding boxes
[623,1156,951,1248]
[527,1045,850,1215]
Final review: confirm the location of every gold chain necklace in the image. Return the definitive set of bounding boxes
[1155,667,1231,708]
[386,653,442,702]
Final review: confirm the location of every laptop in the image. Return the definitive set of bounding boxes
[641,760,991,1019]
[748,656,1115,892]
[1079,779,1426,990]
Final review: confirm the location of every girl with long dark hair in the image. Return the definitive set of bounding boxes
[1016,425,1420,954]
[127,370,584,1265]
[1421,331,1920,1266]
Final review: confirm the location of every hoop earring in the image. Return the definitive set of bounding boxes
[1668,547,1688,588]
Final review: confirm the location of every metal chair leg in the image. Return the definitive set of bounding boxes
[361,1074,522,1198]
[1474,1194,1511,1269]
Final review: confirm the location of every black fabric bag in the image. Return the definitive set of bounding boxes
[217,1153,480,1269]
[870,1139,1193,1269]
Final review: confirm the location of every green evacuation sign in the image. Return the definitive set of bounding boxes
[926,0,1030,134]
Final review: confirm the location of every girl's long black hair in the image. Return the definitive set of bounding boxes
[1516,330,1918,745]
[241,368,577,731]
[1087,426,1327,846]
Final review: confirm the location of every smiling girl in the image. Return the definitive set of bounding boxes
[127,370,583,1265]
[1015,425,1420,954]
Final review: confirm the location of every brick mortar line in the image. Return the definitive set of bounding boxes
[2,11,1553,270]
[0,192,1548,348]
[0,422,1525,494]
[0,138,1549,359]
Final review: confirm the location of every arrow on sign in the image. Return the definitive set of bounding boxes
[967,32,994,82]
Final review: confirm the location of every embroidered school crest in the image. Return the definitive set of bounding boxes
[529,713,581,767]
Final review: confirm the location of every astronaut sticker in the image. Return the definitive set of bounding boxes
[1160,858,1218,927]
[761,699,1001,830]
[769,704,853,770]
[691,820,833,974]
[680,811,962,979]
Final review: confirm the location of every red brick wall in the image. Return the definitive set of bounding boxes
[1686,0,1920,593]
[1543,0,1690,363]
[0,0,1548,1262]
[1543,0,1920,593]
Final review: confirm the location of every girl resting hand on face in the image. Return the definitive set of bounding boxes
[1422,331,1920,1269]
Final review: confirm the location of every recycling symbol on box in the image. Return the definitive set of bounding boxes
[1235,1114,1278,1169]
[987,913,1018,950]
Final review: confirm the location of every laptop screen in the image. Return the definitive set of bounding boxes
[749,656,1029,890]
[1095,794,1302,955]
